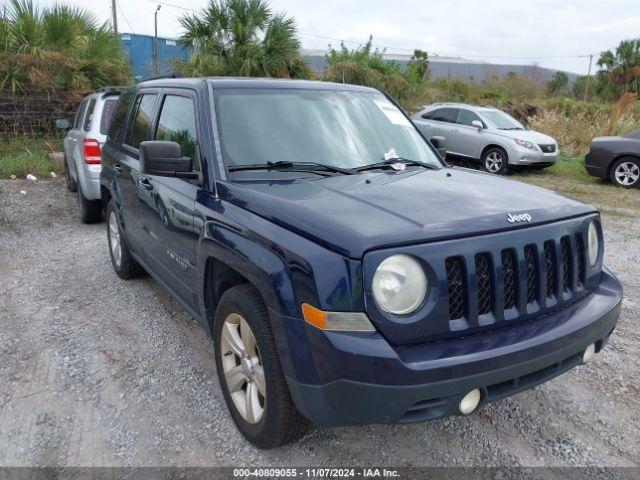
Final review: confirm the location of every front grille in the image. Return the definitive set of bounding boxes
[445,235,587,324]
[524,245,537,303]
[561,236,572,292]
[576,234,586,287]
[544,241,556,298]
[475,253,493,315]
[501,250,517,310]
[446,257,466,320]
[539,143,556,153]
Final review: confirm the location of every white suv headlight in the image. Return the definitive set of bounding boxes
[372,254,427,315]
[514,138,537,151]
[588,221,599,266]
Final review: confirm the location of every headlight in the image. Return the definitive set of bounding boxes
[372,254,427,315]
[588,221,599,266]
[514,138,537,151]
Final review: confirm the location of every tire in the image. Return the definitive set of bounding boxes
[609,157,640,188]
[77,183,102,224]
[106,200,144,279]
[214,284,310,449]
[482,147,509,175]
[64,156,77,192]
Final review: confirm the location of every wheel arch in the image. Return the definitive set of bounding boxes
[200,250,303,382]
[481,143,508,160]
[100,185,112,211]
[607,154,640,179]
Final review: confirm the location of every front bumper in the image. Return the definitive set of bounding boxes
[284,269,622,426]
[507,145,558,166]
[584,151,609,178]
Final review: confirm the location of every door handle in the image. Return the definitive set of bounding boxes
[138,178,153,190]
[113,163,123,173]
[451,128,459,133]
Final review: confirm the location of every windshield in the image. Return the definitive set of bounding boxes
[214,88,441,171]
[480,110,525,130]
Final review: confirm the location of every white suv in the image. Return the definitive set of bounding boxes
[412,103,558,174]
[58,87,119,223]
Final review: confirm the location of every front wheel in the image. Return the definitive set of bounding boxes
[482,147,509,175]
[610,157,640,188]
[214,284,310,449]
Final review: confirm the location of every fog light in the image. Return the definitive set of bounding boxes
[459,388,481,415]
[583,343,596,363]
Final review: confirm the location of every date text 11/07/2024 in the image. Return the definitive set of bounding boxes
[232,468,400,477]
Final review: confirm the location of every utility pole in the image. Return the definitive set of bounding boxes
[583,53,594,102]
[154,5,161,74]
[111,0,118,34]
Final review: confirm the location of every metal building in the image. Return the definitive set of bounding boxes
[120,33,190,80]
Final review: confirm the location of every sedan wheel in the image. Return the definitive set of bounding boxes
[220,313,266,424]
[613,160,640,187]
[108,211,122,268]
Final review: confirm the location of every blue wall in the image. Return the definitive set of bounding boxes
[120,33,190,80]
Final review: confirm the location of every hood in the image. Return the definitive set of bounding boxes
[220,168,595,258]
[496,129,556,144]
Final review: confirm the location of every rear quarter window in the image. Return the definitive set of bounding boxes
[107,89,134,141]
[100,98,119,135]
[83,99,96,131]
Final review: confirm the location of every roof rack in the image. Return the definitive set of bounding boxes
[97,86,124,95]
[136,72,186,83]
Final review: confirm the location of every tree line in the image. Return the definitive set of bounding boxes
[1,0,638,106]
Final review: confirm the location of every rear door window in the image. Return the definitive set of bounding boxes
[100,97,119,135]
[124,94,158,149]
[154,94,198,164]
[426,108,458,123]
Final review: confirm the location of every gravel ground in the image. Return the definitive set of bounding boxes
[0,178,638,468]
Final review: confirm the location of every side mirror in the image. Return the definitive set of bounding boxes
[55,118,70,130]
[471,120,483,131]
[430,136,447,159]
[139,141,198,179]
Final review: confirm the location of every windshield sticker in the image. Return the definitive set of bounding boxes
[374,100,411,126]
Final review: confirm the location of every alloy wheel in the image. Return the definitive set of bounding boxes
[220,313,266,424]
[108,211,122,267]
[485,151,503,173]
[614,161,639,186]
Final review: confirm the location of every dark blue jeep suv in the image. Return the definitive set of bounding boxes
[100,77,622,449]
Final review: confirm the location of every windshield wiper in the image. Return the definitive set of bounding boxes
[354,156,439,173]
[498,127,524,130]
[228,160,356,175]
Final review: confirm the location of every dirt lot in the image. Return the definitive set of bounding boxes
[0,177,638,468]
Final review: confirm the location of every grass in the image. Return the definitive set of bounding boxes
[513,162,639,216]
[0,136,62,179]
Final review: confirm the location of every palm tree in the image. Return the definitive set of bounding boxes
[597,38,640,95]
[179,0,309,78]
[0,0,130,92]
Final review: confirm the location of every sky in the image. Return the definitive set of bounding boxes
[35,0,640,74]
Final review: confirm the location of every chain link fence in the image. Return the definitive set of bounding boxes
[0,89,83,136]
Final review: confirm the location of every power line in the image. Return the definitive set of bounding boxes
[117,0,135,34]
